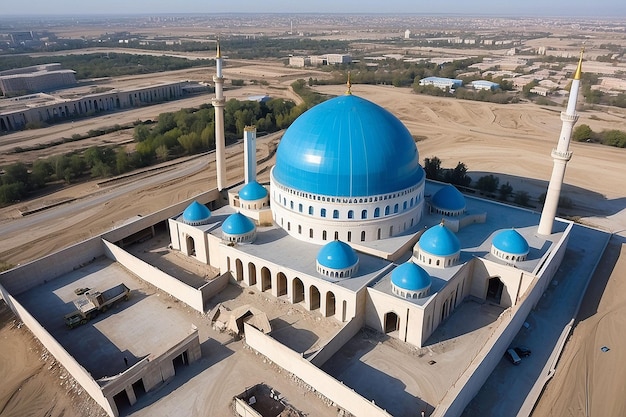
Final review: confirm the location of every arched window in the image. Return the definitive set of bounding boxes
[333,209,339,219]
[347,231,352,242]
[310,229,314,238]
[361,231,366,241]
[385,206,390,215]
[334,231,339,240]
[374,208,380,217]
[321,208,326,218]
[348,210,354,219]
[290,201,294,209]
[403,201,407,210]
[309,206,314,215]
[377,228,381,239]
[298,225,302,234]
[361,210,367,219]
[299,203,303,212]
[394,204,399,213]
[322,230,327,240]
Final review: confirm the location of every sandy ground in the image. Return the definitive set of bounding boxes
[1,72,625,416]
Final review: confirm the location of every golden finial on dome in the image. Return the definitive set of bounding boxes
[216,39,221,59]
[573,48,584,80]
[346,71,352,95]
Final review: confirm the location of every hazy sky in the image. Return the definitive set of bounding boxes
[3,0,625,17]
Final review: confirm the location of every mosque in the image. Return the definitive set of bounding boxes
[0,45,583,417]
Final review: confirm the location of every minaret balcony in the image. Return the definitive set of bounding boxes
[551,148,573,161]
[213,75,224,82]
[560,112,579,123]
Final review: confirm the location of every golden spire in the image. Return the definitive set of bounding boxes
[216,39,221,59]
[346,71,352,95]
[573,48,584,80]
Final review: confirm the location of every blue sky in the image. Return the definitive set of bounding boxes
[3,0,625,17]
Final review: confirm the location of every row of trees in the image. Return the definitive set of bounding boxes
[0,53,212,80]
[1,89,319,205]
[423,157,535,207]
[573,124,626,148]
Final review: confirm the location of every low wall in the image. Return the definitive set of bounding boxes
[433,223,573,417]
[102,240,204,312]
[0,285,115,417]
[200,272,230,308]
[308,315,364,367]
[0,236,103,295]
[244,323,393,417]
[234,398,263,417]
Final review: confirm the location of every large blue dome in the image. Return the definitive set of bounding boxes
[239,181,267,201]
[316,240,359,270]
[182,201,211,225]
[391,262,431,291]
[222,212,255,235]
[419,223,461,256]
[492,229,529,255]
[273,94,423,197]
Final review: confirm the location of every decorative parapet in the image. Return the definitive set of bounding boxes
[551,148,573,161]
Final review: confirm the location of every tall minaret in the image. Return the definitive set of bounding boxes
[538,51,584,235]
[243,126,257,184]
[212,40,227,191]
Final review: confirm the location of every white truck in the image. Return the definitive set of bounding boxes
[64,283,130,329]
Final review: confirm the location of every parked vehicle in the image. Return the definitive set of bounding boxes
[64,283,130,329]
[514,345,532,357]
[505,348,521,365]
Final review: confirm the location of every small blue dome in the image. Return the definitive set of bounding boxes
[182,201,211,225]
[493,229,529,255]
[222,212,255,235]
[273,94,424,197]
[316,240,358,270]
[419,223,461,256]
[239,181,268,201]
[391,262,431,291]
[432,185,465,211]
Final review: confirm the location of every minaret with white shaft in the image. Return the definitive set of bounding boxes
[212,41,227,191]
[538,51,584,235]
[243,126,257,184]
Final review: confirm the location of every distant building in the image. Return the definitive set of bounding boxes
[405,29,411,39]
[0,64,76,96]
[326,54,351,65]
[530,86,551,96]
[288,56,310,67]
[419,77,463,90]
[471,80,500,91]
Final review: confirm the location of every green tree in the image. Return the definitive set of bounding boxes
[572,124,593,142]
[498,182,513,201]
[133,124,151,142]
[30,160,51,188]
[2,163,29,187]
[116,148,131,174]
[446,162,472,187]
[423,157,442,180]
[514,191,531,207]
[476,174,499,193]
[601,130,626,148]
[155,145,169,161]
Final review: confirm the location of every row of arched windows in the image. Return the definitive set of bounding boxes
[416,252,459,267]
[280,216,417,242]
[276,192,423,221]
[272,180,422,204]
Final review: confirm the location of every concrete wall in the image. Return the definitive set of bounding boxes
[0,236,103,295]
[432,223,573,417]
[244,323,393,417]
[0,286,116,417]
[200,272,230,307]
[234,398,263,417]
[308,315,364,367]
[102,240,205,312]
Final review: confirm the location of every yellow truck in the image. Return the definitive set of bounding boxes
[64,283,130,329]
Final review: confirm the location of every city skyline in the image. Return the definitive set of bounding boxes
[2,0,625,17]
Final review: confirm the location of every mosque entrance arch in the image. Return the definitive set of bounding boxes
[325,292,336,317]
[309,286,320,311]
[384,312,400,334]
[292,278,304,303]
[277,272,287,296]
[261,267,271,292]
[235,259,243,282]
[487,277,504,305]
[185,235,196,256]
